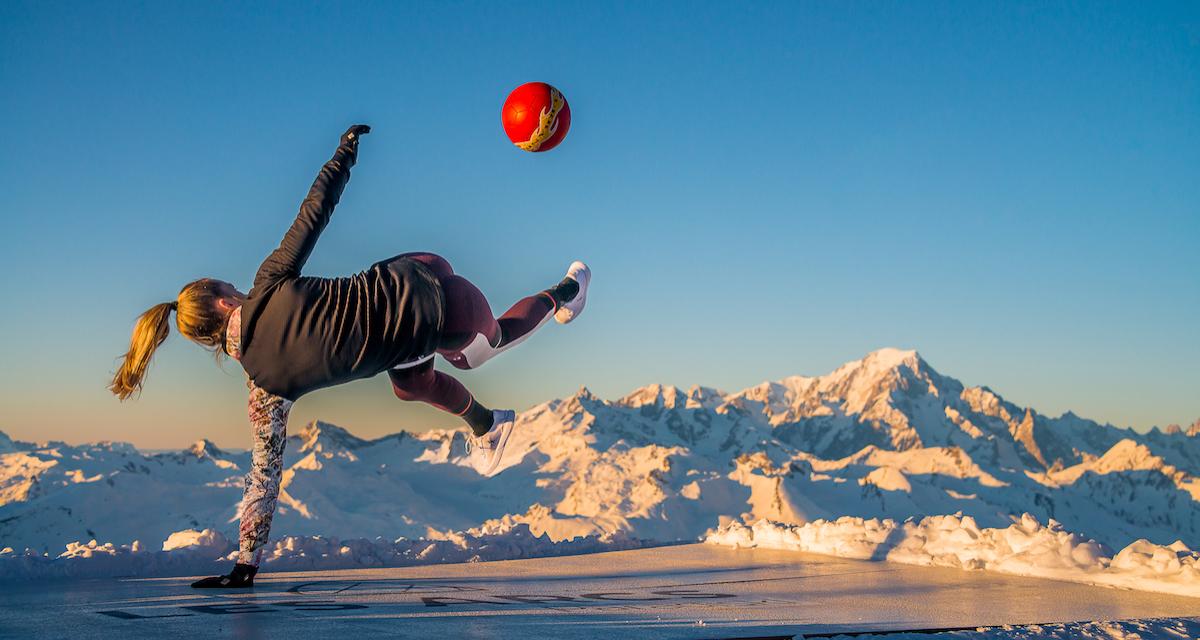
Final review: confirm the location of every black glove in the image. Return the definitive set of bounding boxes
[341,124,371,147]
[191,562,258,588]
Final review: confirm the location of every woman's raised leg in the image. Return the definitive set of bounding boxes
[437,273,580,371]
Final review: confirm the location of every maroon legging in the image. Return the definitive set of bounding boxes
[387,253,556,417]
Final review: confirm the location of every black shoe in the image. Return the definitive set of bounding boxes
[191,563,258,588]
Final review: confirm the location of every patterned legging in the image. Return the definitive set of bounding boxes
[238,383,292,565]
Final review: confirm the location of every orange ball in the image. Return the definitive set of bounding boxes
[501,82,571,153]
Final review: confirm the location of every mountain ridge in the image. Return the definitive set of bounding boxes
[2,348,1197,556]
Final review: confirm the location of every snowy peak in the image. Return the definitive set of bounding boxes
[1011,408,1050,469]
[695,349,1191,473]
[838,347,924,378]
[715,348,958,457]
[295,421,368,454]
[186,439,226,460]
[617,384,724,411]
[569,386,600,404]
[822,348,929,389]
[737,348,942,411]
[1048,438,1189,491]
[0,431,15,454]
[1090,439,1169,474]
[618,384,687,410]
[960,386,1019,424]
[685,385,725,409]
[1162,419,1200,437]
[819,348,944,412]
[1161,418,1200,437]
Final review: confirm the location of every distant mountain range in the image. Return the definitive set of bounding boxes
[2,348,1197,555]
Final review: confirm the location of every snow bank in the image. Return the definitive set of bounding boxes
[0,523,649,580]
[161,528,230,552]
[0,535,231,580]
[706,513,1200,598]
[819,617,1200,640]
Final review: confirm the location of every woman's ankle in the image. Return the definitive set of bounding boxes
[463,399,495,436]
[547,277,579,307]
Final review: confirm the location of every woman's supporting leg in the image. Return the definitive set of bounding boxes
[388,359,495,436]
[238,385,292,567]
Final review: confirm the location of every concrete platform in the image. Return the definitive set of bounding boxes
[1,544,1196,639]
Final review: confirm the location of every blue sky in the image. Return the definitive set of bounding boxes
[1,1,1197,447]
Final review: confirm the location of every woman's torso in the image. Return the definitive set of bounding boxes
[236,255,444,400]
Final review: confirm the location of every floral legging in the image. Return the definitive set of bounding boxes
[238,382,293,566]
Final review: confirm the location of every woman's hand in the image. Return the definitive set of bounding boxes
[341,124,371,147]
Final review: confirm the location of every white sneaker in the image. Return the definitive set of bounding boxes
[554,261,590,324]
[466,410,517,476]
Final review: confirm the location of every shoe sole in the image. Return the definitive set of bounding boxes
[480,412,517,476]
[555,263,590,324]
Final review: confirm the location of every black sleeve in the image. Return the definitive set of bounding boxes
[251,142,358,293]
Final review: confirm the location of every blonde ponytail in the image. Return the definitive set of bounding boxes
[110,301,176,401]
[110,277,237,401]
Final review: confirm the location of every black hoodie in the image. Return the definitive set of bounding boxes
[236,141,443,401]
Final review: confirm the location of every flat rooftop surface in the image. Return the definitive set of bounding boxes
[1,544,1196,639]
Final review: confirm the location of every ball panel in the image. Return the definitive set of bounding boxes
[502,82,551,142]
[533,101,570,152]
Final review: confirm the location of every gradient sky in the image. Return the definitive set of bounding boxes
[1,1,1197,448]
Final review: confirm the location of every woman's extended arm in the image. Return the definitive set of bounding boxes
[236,380,293,566]
[251,125,371,293]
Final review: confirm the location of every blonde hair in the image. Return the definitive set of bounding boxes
[110,278,233,400]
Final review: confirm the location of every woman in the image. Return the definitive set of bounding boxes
[109,125,590,588]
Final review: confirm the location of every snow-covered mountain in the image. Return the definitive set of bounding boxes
[2,348,1198,557]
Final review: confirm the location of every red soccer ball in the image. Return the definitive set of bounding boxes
[501,82,571,153]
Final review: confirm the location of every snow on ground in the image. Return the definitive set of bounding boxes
[707,513,1200,597]
[0,522,650,580]
[819,617,1200,640]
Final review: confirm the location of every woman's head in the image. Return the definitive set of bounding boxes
[109,278,243,400]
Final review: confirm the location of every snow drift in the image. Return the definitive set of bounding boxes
[0,522,648,580]
[706,513,1200,598]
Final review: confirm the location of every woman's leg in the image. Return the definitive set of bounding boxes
[437,273,579,371]
[388,359,495,436]
[388,252,579,435]
[239,386,291,565]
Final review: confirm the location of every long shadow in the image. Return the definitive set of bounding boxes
[869,525,908,562]
[271,557,811,593]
